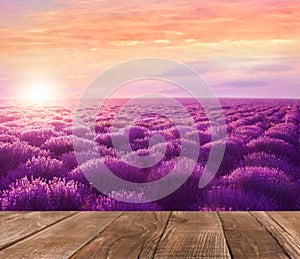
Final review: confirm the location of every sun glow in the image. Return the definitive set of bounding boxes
[21,79,56,103]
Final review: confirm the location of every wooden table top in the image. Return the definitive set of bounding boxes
[0,212,299,258]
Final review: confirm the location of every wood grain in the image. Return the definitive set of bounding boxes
[0,212,300,258]
[0,212,74,251]
[252,212,300,258]
[73,211,171,259]
[0,212,27,222]
[153,212,231,258]
[0,212,121,259]
[219,212,289,258]
[268,212,300,240]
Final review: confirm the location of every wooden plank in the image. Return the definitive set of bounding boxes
[219,212,288,258]
[0,212,27,222]
[0,212,121,259]
[153,212,231,258]
[267,212,300,241]
[252,212,300,258]
[73,212,171,259]
[0,212,74,251]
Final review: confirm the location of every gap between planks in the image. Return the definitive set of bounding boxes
[72,212,172,259]
[218,212,296,259]
[0,212,122,258]
[152,212,231,258]
[0,212,299,259]
[0,212,77,251]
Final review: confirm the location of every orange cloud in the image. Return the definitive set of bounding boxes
[0,0,299,98]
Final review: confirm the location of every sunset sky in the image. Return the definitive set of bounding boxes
[0,0,299,99]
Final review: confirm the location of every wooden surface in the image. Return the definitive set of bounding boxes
[0,212,299,258]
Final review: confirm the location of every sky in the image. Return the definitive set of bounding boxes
[0,0,299,99]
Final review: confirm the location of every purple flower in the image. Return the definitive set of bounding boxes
[0,176,93,211]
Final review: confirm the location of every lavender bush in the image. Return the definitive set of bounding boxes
[0,98,299,210]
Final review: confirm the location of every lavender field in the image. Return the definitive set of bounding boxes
[0,98,299,211]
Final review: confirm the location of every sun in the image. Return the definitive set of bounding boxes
[30,85,51,102]
[22,79,56,103]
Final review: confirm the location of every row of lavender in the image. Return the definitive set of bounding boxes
[0,99,299,210]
